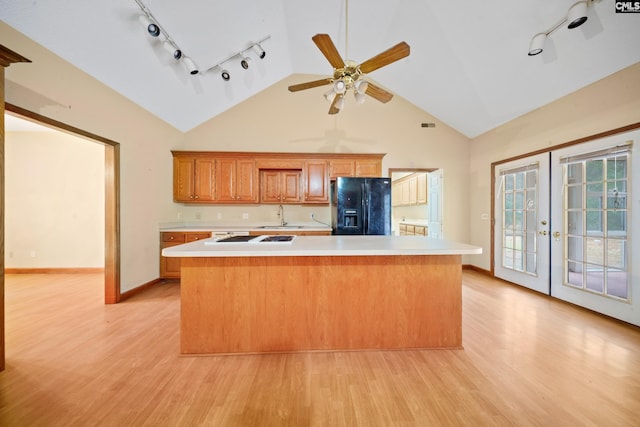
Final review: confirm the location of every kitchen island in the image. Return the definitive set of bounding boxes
[163,235,481,355]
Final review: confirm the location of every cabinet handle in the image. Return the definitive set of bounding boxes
[195,195,199,199]
[170,236,174,240]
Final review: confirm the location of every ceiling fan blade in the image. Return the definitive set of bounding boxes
[288,78,333,92]
[312,34,346,69]
[328,93,344,115]
[358,42,410,74]
[365,83,394,103]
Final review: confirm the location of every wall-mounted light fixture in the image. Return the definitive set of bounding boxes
[528,0,591,56]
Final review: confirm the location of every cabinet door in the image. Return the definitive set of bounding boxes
[401,180,411,205]
[304,160,329,203]
[215,158,237,202]
[409,176,418,204]
[281,171,302,203]
[235,159,258,202]
[329,159,355,178]
[417,173,428,204]
[194,158,216,201]
[260,170,282,203]
[173,157,195,202]
[355,160,381,177]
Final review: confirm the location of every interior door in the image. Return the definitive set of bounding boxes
[550,131,639,326]
[494,153,550,294]
[428,169,443,239]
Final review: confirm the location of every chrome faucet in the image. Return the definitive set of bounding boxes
[278,204,287,226]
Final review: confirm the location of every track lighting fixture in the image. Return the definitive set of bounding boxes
[254,44,266,59]
[567,1,588,29]
[162,41,182,60]
[240,56,251,70]
[527,0,591,57]
[182,57,199,75]
[528,33,547,56]
[134,1,269,79]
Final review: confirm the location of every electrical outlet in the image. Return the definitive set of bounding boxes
[30,250,36,258]
[242,213,249,219]
[195,212,201,220]
[177,212,182,220]
[216,212,222,220]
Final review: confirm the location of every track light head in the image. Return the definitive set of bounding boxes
[138,15,160,37]
[240,56,251,70]
[162,41,182,60]
[182,57,199,75]
[221,69,231,81]
[147,22,160,37]
[567,1,588,29]
[254,44,266,59]
[528,33,546,56]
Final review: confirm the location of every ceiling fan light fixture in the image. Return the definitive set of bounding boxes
[528,33,546,56]
[335,95,345,111]
[567,1,588,29]
[354,79,368,94]
[333,79,346,94]
[324,88,336,102]
[354,91,366,104]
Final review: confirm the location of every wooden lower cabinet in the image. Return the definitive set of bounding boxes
[160,231,211,279]
[399,223,428,236]
[161,230,331,279]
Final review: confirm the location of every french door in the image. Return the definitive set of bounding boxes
[494,129,639,326]
[494,153,550,294]
[550,131,639,325]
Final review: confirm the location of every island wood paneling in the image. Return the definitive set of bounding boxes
[180,254,462,354]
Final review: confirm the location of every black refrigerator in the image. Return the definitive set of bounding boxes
[331,177,392,235]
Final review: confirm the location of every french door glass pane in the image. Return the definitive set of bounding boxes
[501,169,538,276]
[562,154,630,300]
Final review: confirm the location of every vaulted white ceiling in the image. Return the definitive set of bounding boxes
[2,0,639,137]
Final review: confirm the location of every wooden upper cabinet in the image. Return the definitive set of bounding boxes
[216,158,258,203]
[329,159,356,179]
[303,160,329,203]
[261,170,301,203]
[329,157,382,179]
[355,159,382,177]
[173,156,215,202]
[172,151,384,205]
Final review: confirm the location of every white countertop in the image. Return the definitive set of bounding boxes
[162,235,482,258]
[159,223,332,233]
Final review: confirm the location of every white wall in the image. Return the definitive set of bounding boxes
[468,62,640,271]
[182,75,472,248]
[5,130,104,268]
[2,21,184,291]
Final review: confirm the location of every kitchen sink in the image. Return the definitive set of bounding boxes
[258,225,303,229]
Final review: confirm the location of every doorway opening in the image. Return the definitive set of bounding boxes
[5,104,120,304]
[389,168,443,238]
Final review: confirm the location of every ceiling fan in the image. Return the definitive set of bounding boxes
[288,33,410,114]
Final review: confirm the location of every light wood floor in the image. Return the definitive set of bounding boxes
[1,272,639,426]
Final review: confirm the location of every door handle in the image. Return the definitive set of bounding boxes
[552,231,561,241]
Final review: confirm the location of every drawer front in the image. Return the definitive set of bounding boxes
[162,232,186,243]
[186,232,212,242]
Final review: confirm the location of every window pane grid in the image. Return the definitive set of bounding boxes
[563,156,630,300]
[501,170,538,276]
